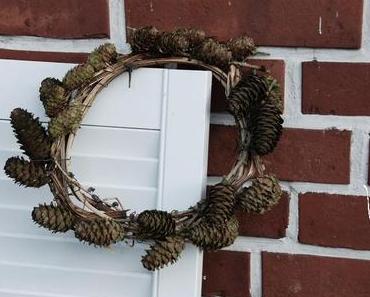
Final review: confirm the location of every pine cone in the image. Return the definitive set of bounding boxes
[227,74,283,155]
[32,204,74,233]
[4,156,49,187]
[158,31,190,56]
[249,100,283,155]
[228,74,269,116]
[63,64,95,90]
[10,108,51,161]
[129,26,160,54]
[48,103,84,139]
[196,38,232,69]
[236,175,282,214]
[175,28,206,51]
[186,216,239,251]
[227,36,256,61]
[87,43,117,71]
[136,210,176,239]
[141,236,185,271]
[39,78,68,118]
[203,182,236,225]
[74,219,125,247]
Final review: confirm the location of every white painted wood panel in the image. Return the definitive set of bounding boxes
[0,115,161,159]
[0,236,148,273]
[82,68,164,129]
[0,150,158,188]
[0,264,151,297]
[0,121,158,211]
[0,60,72,121]
[73,126,160,159]
[0,59,212,297]
[0,60,165,130]
[72,156,159,187]
[0,179,157,213]
[0,179,49,208]
[155,69,211,297]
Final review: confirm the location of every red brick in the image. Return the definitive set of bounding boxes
[237,192,289,239]
[125,0,363,48]
[208,125,238,177]
[299,193,370,250]
[208,126,351,184]
[303,62,370,116]
[264,128,351,184]
[263,252,370,297]
[0,0,109,38]
[0,49,87,63]
[212,59,285,113]
[203,251,250,297]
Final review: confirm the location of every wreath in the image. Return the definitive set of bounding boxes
[4,27,283,271]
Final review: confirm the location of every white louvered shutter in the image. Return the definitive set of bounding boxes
[0,59,212,297]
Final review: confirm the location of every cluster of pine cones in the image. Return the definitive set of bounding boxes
[228,74,283,155]
[3,27,284,271]
[130,27,283,156]
[4,43,118,193]
[29,175,282,271]
[129,26,256,69]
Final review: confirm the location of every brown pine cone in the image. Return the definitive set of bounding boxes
[74,219,125,247]
[174,28,206,51]
[227,74,270,116]
[227,74,283,155]
[196,38,232,69]
[136,210,176,239]
[32,204,74,233]
[63,64,95,90]
[236,175,282,214]
[203,182,237,225]
[249,100,283,155]
[227,36,256,61]
[4,156,49,188]
[158,31,190,56]
[141,236,185,271]
[87,43,117,71]
[129,26,161,54]
[48,103,84,139]
[39,78,68,118]
[10,108,51,161]
[185,216,239,251]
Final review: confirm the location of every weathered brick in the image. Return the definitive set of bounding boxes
[208,125,238,177]
[212,59,285,113]
[0,49,87,63]
[208,126,351,184]
[299,193,370,250]
[0,0,110,38]
[125,0,363,48]
[264,128,351,184]
[237,192,289,239]
[303,62,370,116]
[203,251,250,297]
[263,253,370,297]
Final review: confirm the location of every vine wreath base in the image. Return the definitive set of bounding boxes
[51,54,259,224]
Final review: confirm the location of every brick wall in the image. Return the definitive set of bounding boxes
[0,0,369,296]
